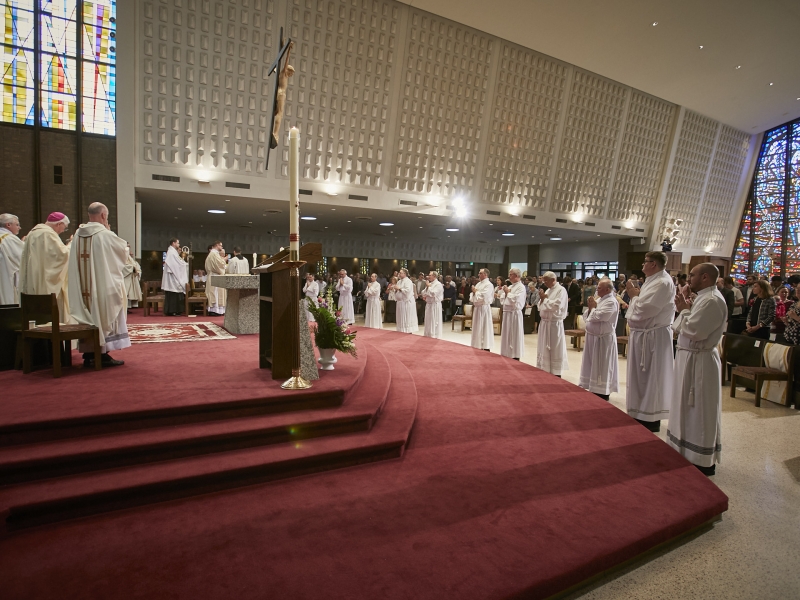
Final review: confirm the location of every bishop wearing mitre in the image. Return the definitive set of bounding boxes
[421,271,443,339]
[19,212,73,322]
[0,213,24,305]
[162,238,188,316]
[363,273,382,329]
[205,241,227,315]
[470,268,494,351]
[67,203,130,367]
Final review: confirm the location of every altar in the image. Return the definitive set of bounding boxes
[210,274,259,334]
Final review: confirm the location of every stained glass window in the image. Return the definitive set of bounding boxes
[731,119,800,281]
[0,0,114,134]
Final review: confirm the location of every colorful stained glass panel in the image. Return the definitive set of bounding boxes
[3,1,35,48]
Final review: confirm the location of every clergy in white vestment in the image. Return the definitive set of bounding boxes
[625,251,675,432]
[336,269,355,325]
[667,263,728,476]
[363,273,383,329]
[123,246,143,308]
[226,247,250,274]
[579,278,619,399]
[536,272,569,376]
[394,268,418,333]
[500,268,526,360]
[0,213,24,305]
[303,272,319,322]
[19,212,72,322]
[67,202,130,366]
[162,239,189,316]
[205,241,228,315]
[470,268,495,351]
[421,271,443,338]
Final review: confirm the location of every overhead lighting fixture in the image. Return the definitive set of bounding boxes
[502,233,514,237]
[736,65,741,69]
[300,216,317,221]
[550,237,562,241]
[379,222,394,226]
[509,210,519,217]
[769,82,774,86]
[208,209,226,214]
[446,228,459,232]
[197,179,210,184]
[652,21,658,26]
[225,199,231,202]
[699,45,704,49]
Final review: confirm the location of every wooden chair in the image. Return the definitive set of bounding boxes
[143,281,165,316]
[20,293,101,377]
[617,324,631,357]
[186,282,208,316]
[491,307,502,335]
[720,332,766,385]
[730,343,794,408]
[452,304,473,331]
[564,314,586,351]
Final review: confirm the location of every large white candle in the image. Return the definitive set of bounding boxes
[289,126,300,260]
[253,252,257,267]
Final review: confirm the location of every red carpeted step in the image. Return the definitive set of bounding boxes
[0,345,417,531]
[0,343,392,484]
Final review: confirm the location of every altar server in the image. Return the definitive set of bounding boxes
[667,263,728,476]
[336,269,355,325]
[470,268,495,351]
[394,268,418,333]
[500,268,526,360]
[579,278,619,399]
[205,241,228,315]
[162,239,188,316]
[226,246,249,274]
[19,212,72,321]
[123,245,143,308]
[0,213,23,304]
[363,273,382,329]
[536,271,569,376]
[67,202,130,366]
[625,251,675,432]
[421,271,443,338]
[303,272,319,322]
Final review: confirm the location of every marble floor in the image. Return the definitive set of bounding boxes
[358,316,800,599]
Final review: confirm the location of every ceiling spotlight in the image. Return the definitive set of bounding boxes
[197,179,210,184]
[550,237,562,241]
[225,199,231,202]
[300,216,316,220]
[769,82,774,86]
[736,65,741,69]
[379,222,394,226]
[177,208,182,211]
[652,21,658,26]
[699,45,704,49]
[208,209,226,214]
[502,232,514,237]
[455,206,467,218]
[446,228,459,232]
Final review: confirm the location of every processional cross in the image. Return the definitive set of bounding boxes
[265,28,295,170]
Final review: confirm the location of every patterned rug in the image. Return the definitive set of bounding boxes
[128,322,236,344]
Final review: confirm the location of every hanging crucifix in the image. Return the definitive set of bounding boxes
[265,27,295,170]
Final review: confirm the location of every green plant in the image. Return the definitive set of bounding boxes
[305,288,357,357]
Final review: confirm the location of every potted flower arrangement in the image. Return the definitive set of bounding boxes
[305,287,357,370]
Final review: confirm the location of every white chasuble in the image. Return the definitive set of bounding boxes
[363,281,383,329]
[667,286,727,467]
[470,279,495,350]
[625,269,675,422]
[500,281,526,359]
[0,226,23,304]
[19,224,72,322]
[394,277,418,333]
[536,283,569,375]
[579,293,619,395]
[303,280,319,322]
[336,275,355,324]
[205,251,227,312]
[67,223,131,351]
[422,279,443,338]
[161,246,188,294]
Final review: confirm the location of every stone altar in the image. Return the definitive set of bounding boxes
[210,274,259,334]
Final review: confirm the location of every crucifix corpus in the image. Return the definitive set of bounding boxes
[265,27,295,170]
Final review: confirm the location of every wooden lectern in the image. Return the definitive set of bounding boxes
[253,243,322,379]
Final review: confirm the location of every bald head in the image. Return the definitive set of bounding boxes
[596,278,614,296]
[87,202,110,228]
[689,262,719,293]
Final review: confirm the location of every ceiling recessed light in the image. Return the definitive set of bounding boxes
[197,179,210,184]
[419,226,423,229]
[324,226,328,229]
[769,82,774,86]
[347,220,351,223]
[379,222,394,226]
[489,223,493,226]
[248,221,252,224]
[699,45,704,49]
[550,237,562,241]
[331,209,336,211]
[225,199,230,202]
[174,216,178,219]
[208,209,226,214]
[736,65,741,69]
[652,21,658,26]
[446,228,459,232]
[300,216,316,220]
[177,208,182,211]
[502,232,514,236]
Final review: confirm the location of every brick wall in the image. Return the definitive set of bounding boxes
[0,125,36,231]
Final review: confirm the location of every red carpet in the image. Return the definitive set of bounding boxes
[0,314,728,599]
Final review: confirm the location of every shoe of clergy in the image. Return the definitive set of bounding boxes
[101,353,124,367]
[694,464,716,477]
[635,419,661,433]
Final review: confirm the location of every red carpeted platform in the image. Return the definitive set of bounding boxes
[0,315,728,599]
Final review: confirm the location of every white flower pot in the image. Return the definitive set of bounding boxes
[318,348,337,370]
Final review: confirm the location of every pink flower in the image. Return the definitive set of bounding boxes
[345,328,351,334]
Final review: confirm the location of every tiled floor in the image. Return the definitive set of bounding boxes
[363,316,800,599]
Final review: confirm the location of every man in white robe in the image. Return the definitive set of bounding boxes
[363,273,382,329]
[226,246,250,274]
[123,246,143,308]
[303,273,319,322]
[0,213,24,305]
[667,263,728,476]
[162,239,189,316]
[421,271,443,339]
[67,202,130,367]
[470,268,494,351]
[336,269,355,325]
[579,278,619,399]
[500,268,526,360]
[536,271,569,376]
[205,241,228,315]
[394,268,418,333]
[19,212,72,322]
[625,251,675,432]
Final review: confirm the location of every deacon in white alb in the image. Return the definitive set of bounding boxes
[205,241,228,315]
[500,268,526,360]
[162,238,188,316]
[123,245,143,308]
[19,212,72,322]
[394,268,418,333]
[536,271,569,376]
[579,278,619,399]
[303,272,319,322]
[67,202,130,367]
[421,271,443,339]
[625,251,675,432]
[336,269,355,325]
[470,268,495,351]
[363,273,383,329]
[667,263,728,476]
[0,213,24,305]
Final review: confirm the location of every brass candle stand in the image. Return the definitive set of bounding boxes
[280,260,312,390]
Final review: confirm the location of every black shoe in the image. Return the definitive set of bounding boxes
[101,353,124,367]
[694,464,715,477]
[635,419,661,432]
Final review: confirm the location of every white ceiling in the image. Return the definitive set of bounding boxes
[403,0,800,132]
